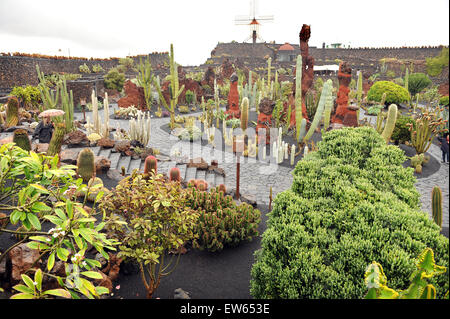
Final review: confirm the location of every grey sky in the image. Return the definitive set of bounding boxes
[0,0,448,66]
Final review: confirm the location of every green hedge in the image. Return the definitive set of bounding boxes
[367,81,410,105]
[250,127,449,299]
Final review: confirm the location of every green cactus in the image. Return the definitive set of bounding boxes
[431,186,443,229]
[47,122,66,157]
[6,97,19,128]
[240,97,249,132]
[404,67,409,93]
[295,55,303,143]
[322,81,334,134]
[59,78,74,133]
[76,148,95,183]
[380,92,387,106]
[381,104,398,143]
[364,248,447,299]
[304,79,332,142]
[12,128,31,151]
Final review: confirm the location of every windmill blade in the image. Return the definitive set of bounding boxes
[256,15,274,21]
[234,19,253,25]
[235,15,252,20]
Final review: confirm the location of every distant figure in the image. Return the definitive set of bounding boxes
[437,133,449,164]
[32,116,54,143]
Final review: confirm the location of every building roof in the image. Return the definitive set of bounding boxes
[278,43,295,51]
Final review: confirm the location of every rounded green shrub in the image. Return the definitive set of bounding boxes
[391,115,414,144]
[408,73,432,97]
[104,68,125,92]
[439,95,449,107]
[250,127,449,299]
[367,81,410,105]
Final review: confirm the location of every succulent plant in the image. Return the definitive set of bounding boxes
[144,155,157,175]
[12,128,31,151]
[47,122,66,156]
[6,96,19,128]
[431,186,443,229]
[169,167,181,182]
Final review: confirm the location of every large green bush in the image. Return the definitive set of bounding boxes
[426,48,449,77]
[104,67,125,92]
[367,81,410,105]
[408,73,432,98]
[250,127,449,299]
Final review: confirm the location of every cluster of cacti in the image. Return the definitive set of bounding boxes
[186,186,261,252]
[12,128,31,151]
[136,55,155,111]
[304,79,332,142]
[295,55,303,143]
[86,90,110,139]
[143,155,157,175]
[6,97,19,128]
[47,122,66,156]
[242,70,258,108]
[169,167,181,182]
[76,148,95,183]
[36,65,59,111]
[381,104,398,143]
[114,105,140,119]
[410,153,430,173]
[113,123,130,141]
[431,186,443,229]
[129,110,151,146]
[154,44,185,129]
[59,78,74,133]
[364,248,447,299]
[187,179,209,191]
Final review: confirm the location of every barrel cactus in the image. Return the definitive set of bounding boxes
[12,128,31,151]
[169,167,181,182]
[47,122,66,157]
[6,97,19,128]
[144,155,157,175]
[77,148,95,183]
[431,186,443,229]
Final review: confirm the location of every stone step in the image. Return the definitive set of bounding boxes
[185,167,197,182]
[176,164,187,181]
[139,160,145,173]
[98,148,111,158]
[205,171,215,190]
[195,169,206,182]
[91,146,102,156]
[128,158,142,175]
[108,152,121,170]
[117,156,131,174]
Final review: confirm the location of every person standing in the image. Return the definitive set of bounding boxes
[437,133,449,164]
[32,115,54,143]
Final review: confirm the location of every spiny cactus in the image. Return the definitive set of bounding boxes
[304,79,332,142]
[169,167,181,182]
[218,184,226,194]
[381,104,398,143]
[129,110,151,147]
[197,180,208,191]
[6,97,19,128]
[144,155,157,175]
[77,148,95,183]
[240,97,249,132]
[431,186,443,228]
[47,122,66,157]
[295,55,303,142]
[12,128,31,151]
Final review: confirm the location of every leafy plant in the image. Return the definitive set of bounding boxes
[104,68,125,92]
[408,73,432,98]
[79,63,91,74]
[10,85,41,109]
[426,48,449,77]
[364,248,447,299]
[391,115,414,144]
[98,172,199,298]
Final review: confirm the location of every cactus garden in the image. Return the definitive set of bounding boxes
[0,2,449,310]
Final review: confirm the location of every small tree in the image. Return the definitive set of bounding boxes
[408,73,432,99]
[104,68,125,92]
[98,172,199,298]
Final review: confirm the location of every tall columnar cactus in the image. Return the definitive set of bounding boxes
[6,97,19,128]
[381,104,398,143]
[36,64,59,111]
[240,97,249,132]
[431,186,443,228]
[322,81,334,133]
[59,78,74,133]
[129,110,151,146]
[404,67,409,93]
[304,79,332,142]
[47,122,66,157]
[137,55,155,111]
[154,44,185,129]
[356,70,363,121]
[169,167,181,182]
[86,90,110,139]
[144,155,157,175]
[12,129,31,151]
[77,148,95,183]
[295,55,303,143]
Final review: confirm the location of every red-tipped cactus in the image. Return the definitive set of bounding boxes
[197,180,208,191]
[187,179,196,188]
[144,155,157,174]
[218,184,226,194]
[169,167,181,182]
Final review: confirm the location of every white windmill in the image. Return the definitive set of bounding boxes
[234,0,274,44]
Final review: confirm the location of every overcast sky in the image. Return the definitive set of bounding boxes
[0,0,448,66]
